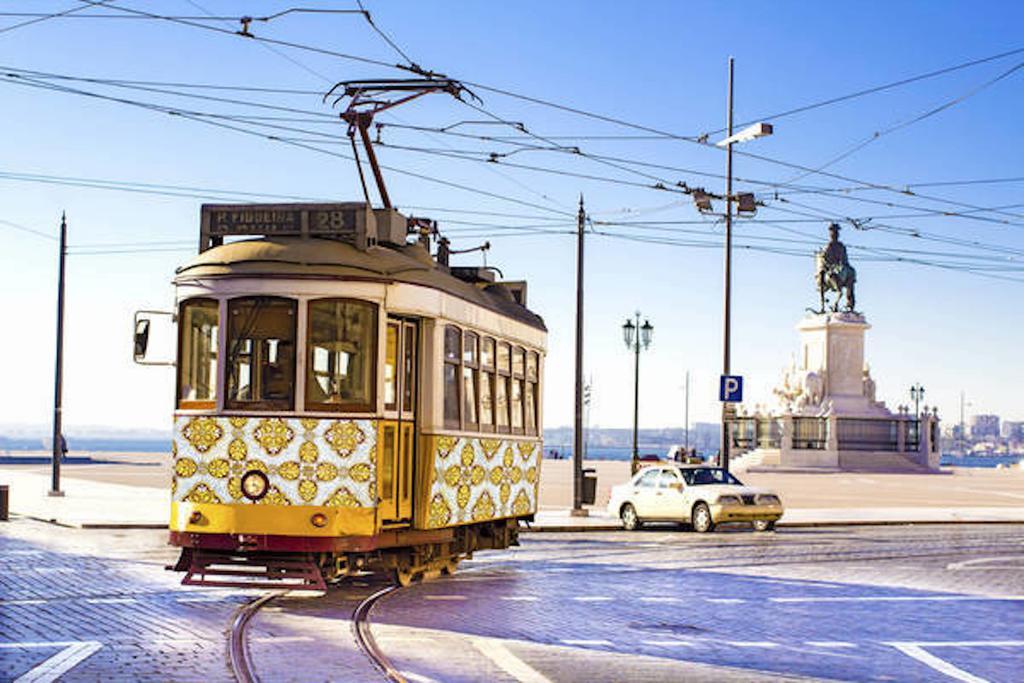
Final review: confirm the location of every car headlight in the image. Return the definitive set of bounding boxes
[241,470,270,501]
[716,495,742,505]
[756,494,781,505]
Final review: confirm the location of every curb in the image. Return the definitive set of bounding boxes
[522,518,1024,532]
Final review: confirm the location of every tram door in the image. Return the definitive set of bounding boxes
[379,318,417,525]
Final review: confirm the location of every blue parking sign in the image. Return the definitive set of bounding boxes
[720,375,743,402]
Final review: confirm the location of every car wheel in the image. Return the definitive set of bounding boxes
[692,503,715,533]
[752,519,775,532]
[620,503,641,531]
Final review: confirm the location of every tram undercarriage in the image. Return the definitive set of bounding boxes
[171,517,523,589]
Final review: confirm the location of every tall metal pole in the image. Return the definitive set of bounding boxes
[720,57,735,473]
[572,196,587,514]
[631,312,641,475]
[684,370,690,454]
[959,390,965,454]
[50,213,67,497]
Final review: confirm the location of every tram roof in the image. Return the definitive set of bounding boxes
[174,236,546,331]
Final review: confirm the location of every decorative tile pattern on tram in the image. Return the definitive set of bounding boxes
[172,415,377,507]
[424,436,541,528]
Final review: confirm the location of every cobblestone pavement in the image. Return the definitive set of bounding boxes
[0,521,250,682]
[3,522,1024,681]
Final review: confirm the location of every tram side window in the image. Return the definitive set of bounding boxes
[495,342,511,434]
[511,347,525,433]
[462,331,479,429]
[178,298,219,409]
[525,351,539,435]
[443,326,461,428]
[225,297,297,410]
[306,299,377,412]
[479,337,495,432]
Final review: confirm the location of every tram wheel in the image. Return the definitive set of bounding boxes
[441,558,460,576]
[394,567,416,587]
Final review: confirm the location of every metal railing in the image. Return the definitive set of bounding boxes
[793,417,828,450]
[836,418,899,452]
[756,418,781,449]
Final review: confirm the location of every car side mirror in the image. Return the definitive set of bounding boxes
[671,483,683,492]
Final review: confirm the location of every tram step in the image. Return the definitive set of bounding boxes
[180,550,327,591]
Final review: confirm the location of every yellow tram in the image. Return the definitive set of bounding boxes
[143,202,546,588]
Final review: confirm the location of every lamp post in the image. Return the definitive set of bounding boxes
[623,312,653,475]
[712,57,773,473]
[910,383,925,419]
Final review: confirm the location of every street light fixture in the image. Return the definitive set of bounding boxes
[910,383,925,419]
[624,312,653,475]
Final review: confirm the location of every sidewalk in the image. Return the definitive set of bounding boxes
[0,470,167,528]
[3,468,1024,530]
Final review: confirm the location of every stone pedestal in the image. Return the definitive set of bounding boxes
[734,311,939,473]
[782,312,890,418]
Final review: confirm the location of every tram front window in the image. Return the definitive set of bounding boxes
[178,298,218,409]
[225,297,297,410]
[306,299,377,412]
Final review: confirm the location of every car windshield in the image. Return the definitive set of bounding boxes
[681,467,742,486]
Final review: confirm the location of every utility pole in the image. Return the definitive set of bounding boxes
[50,213,67,497]
[572,195,587,515]
[684,370,690,454]
[720,56,736,474]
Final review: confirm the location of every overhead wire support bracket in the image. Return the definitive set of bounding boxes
[325,78,481,210]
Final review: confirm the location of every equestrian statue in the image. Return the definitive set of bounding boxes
[814,222,857,313]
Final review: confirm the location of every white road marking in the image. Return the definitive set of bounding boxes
[572,596,612,602]
[472,638,553,683]
[706,598,746,604]
[423,595,467,601]
[176,596,227,603]
[771,595,1024,603]
[560,639,613,647]
[641,640,696,647]
[401,672,441,683]
[887,643,987,683]
[2,599,46,606]
[501,596,540,602]
[946,556,1024,571]
[0,641,103,683]
[639,597,681,603]
[84,598,136,605]
[805,641,857,648]
[727,641,778,648]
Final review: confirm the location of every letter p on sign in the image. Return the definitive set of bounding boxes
[720,375,743,402]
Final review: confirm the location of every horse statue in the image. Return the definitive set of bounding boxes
[813,223,857,313]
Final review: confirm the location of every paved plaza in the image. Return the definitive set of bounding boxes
[2,518,1023,682]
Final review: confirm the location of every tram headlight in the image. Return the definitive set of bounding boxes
[310,513,328,528]
[240,470,270,501]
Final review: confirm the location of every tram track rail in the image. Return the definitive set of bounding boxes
[228,583,407,683]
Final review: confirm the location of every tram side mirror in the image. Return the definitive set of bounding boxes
[133,310,176,366]
[134,319,151,361]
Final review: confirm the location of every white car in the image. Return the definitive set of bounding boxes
[607,464,783,533]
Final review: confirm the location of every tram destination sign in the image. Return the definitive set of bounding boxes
[204,203,363,236]
[198,202,412,252]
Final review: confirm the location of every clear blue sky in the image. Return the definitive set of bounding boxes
[2,1,1022,433]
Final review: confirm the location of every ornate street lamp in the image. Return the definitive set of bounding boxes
[624,312,653,475]
[910,383,925,419]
